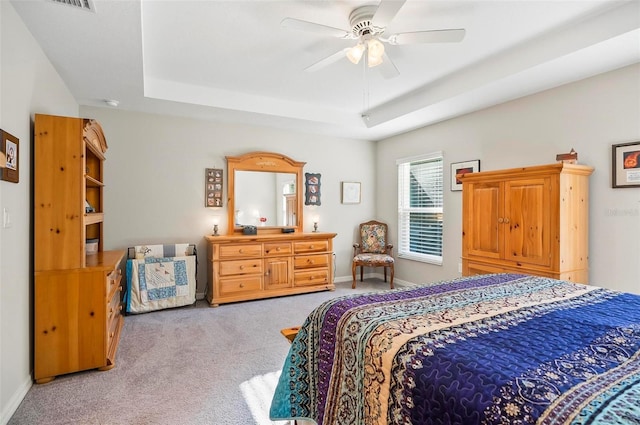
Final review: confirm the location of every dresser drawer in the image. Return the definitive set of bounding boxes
[107,287,122,322]
[106,268,122,299]
[264,242,292,256]
[294,269,329,286]
[219,259,263,276]
[219,244,262,259]
[219,276,262,296]
[106,307,121,349]
[294,240,329,254]
[294,254,329,269]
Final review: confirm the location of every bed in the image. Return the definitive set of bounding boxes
[270,273,640,424]
[124,243,197,314]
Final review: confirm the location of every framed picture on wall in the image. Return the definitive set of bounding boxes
[0,129,19,183]
[305,173,321,206]
[450,160,480,191]
[612,141,640,188]
[341,181,361,204]
[205,168,223,207]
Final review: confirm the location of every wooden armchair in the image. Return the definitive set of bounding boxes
[352,220,394,289]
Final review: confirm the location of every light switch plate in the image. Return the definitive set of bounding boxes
[3,208,12,228]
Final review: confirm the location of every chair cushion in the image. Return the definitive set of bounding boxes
[353,253,394,264]
[361,224,387,253]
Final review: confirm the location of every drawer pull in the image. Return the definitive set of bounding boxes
[309,245,314,249]
[276,247,281,251]
[109,332,114,338]
[240,265,245,270]
[307,259,314,264]
[239,283,245,288]
[239,249,244,254]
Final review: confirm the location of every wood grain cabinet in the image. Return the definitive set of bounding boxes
[34,252,124,384]
[34,114,125,383]
[460,163,593,283]
[206,233,336,306]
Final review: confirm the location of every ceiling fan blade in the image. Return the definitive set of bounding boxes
[389,29,466,45]
[281,18,351,39]
[378,53,400,79]
[371,0,407,28]
[304,48,350,72]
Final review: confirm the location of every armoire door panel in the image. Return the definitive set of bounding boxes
[503,178,552,267]
[466,182,502,259]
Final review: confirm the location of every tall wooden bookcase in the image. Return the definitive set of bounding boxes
[33,114,125,383]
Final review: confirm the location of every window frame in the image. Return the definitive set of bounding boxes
[396,152,444,265]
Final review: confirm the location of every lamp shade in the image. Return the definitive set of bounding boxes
[346,43,365,64]
[367,38,385,67]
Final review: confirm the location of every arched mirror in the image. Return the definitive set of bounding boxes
[227,152,305,234]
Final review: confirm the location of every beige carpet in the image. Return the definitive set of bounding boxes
[8,279,389,424]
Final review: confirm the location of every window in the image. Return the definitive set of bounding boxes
[397,152,443,265]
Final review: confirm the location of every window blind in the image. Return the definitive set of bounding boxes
[397,152,443,265]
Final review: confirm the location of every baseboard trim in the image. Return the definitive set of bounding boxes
[1,375,32,425]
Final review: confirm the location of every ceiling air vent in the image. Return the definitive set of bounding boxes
[49,0,96,13]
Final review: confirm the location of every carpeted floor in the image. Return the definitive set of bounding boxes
[8,279,391,424]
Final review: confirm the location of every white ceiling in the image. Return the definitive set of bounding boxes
[10,0,640,141]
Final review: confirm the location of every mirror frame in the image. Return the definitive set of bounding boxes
[226,151,306,234]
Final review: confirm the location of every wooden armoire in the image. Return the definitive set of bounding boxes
[460,163,593,283]
[33,114,125,383]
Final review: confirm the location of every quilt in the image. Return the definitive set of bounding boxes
[270,273,640,424]
[125,244,196,313]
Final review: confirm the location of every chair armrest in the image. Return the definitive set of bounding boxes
[386,244,394,255]
[353,243,360,256]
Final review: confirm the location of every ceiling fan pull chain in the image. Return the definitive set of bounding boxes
[362,55,370,117]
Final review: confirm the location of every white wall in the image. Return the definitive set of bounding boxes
[79,106,378,294]
[377,63,640,294]
[0,2,79,423]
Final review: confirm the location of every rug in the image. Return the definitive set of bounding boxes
[240,370,292,425]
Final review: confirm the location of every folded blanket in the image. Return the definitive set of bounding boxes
[132,243,193,259]
[125,250,196,314]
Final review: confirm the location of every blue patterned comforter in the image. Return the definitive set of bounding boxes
[270,274,640,424]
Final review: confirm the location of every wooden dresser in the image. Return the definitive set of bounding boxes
[460,163,593,283]
[34,251,125,383]
[33,114,125,383]
[206,232,336,306]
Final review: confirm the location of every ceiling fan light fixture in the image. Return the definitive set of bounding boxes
[367,53,384,67]
[347,43,365,64]
[367,38,385,67]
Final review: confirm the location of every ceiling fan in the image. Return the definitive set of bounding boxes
[281,0,466,79]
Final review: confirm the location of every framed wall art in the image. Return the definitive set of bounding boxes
[612,141,640,188]
[0,129,19,183]
[341,181,361,204]
[205,168,224,207]
[305,172,321,206]
[451,159,480,191]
